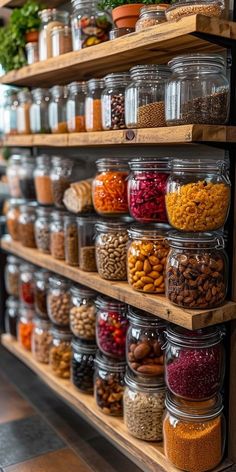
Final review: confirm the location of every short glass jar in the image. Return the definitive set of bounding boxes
[92,158,129,216]
[95,220,129,280]
[30,88,50,134]
[72,338,97,393]
[34,154,53,205]
[70,285,97,340]
[6,198,25,241]
[47,275,71,327]
[64,215,79,266]
[25,42,39,65]
[102,73,130,130]
[19,262,35,306]
[4,89,18,135]
[50,156,74,208]
[38,8,69,61]
[109,27,134,39]
[165,0,225,21]
[34,270,50,320]
[166,232,228,309]
[19,156,36,200]
[5,296,19,337]
[163,393,225,472]
[18,202,37,248]
[17,90,31,135]
[49,326,72,378]
[6,154,22,198]
[66,81,87,133]
[165,54,230,125]
[50,210,66,260]
[165,159,231,231]
[128,158,169,223]
[71,0,111,51]
[49,85,68,133]
[94,351,126,416]
[135,5,167,31]
[32,318,52,363]
[125,65,170,128]
[96,295,128,359]
[51,25,72,57]
[35,206,52,254]
[124,370,166,441]
[5,255,21,297]
[18,305,35,351]
[127,224,169,293]
[77,214,97,271]
[85,78,104,131]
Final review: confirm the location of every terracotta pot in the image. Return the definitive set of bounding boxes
[25,30,39,43]
[112,4,144,28]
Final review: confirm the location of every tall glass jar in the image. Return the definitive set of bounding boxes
[165,159,231,231]
[77,214,97,271]
[4,89,18,135]
[49,85,68,133]
[125,65,170,128]
[95,220,129,280]
[6,198,25,241]
[72,338,97,393]
[70,285,97,340]
[5,255,21,297]
[49,326,72,378]
[17,90,31,135]
[19,156,36,200]
[47,275,71,327]
[30,88,50,134]
[35,206,52,254]
[18,305,35,351]
[5,296,19,337]
[38,9,69,60]
[135,5,167,31]
[66,81,87,133]
[34,154,53,205]
[166,232,228,309]
[6,154,22,198]
[50,156,74,208]
[19,262,35,306]
[71,0,111,51]
[51,25,72,57]
[102,73,130,130]
[18,202,37,248]
[32,318,52,363]
[165,54,230,125]
[50,210,66,260]
[165,0,225,21]
[85,78,104,131]
[64,215,79,266]
[34,270,50,320]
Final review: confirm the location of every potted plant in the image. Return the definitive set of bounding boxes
[99,0,171,28]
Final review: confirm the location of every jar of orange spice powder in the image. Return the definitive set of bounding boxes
[49,85,68,133]
[34,154,53,205]
[85,78,104,132]
[18,305,35,351]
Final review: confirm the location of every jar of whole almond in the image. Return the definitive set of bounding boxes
[6,198,25,241]
[50,210,66,260]
[18,202,37,248]
[47,275,71,326]
[34,154,53,205]
[49,326,72,378]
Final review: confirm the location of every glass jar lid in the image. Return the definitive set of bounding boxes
[51,156,73,168]
[95,218,132,233]
[39,8,69,23]
[71,284,96,298]
[95,295,127,312]
[129,157,170,171]
[51,210,68,221]
[31,88,50,100]
[104,72,130,87]
[96,157,129,172]
[128,223,170,240]
[168,53,226,71]
[95,350,126,372]
[168,231,225,250]
[8,198,26,208]
[68,81,87,94]
[49,275,69,288]
[72,337,97,353]
[87,78,105,90]
[36,154,51,167]
[51,326,72,340]
[36,206,54,218]
[128,306,166,327]
[165,391,223,421]
[130,64,170,80]
[169,158,229,174]
[125,369,165,391]
[50,85,68,99]
[6,296,19,309]
[64,214,78,224]
[77,213,97,224]
[140,4,168,14]
[7,255,21,264]
[9,154,22,164]
[166,324,224,349]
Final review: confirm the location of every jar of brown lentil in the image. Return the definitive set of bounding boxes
[49,85,68,133]
[50,210,66,260]
[6,198,25,241]
[34,269,50,320]
[18,202,37,248]
[64,215,79,266]
[49,326,72,378]
[135,5,167,32]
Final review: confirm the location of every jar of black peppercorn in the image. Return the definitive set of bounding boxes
[19,156,36,200]
[72,338,97,393]
[101,72,130,130]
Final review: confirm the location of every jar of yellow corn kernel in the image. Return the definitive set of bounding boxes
[165,159,230,232]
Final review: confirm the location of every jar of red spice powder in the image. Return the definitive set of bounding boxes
[85,78,104,132]
[165,325,225,401]
[19,263,35,306]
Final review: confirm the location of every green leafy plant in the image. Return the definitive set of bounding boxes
[99,0,170,10]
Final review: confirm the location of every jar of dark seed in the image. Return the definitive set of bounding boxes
[101,72,130,130]
[18,202,37,248]
[64,215,79,266]
[77,214,97,271]
[50,156,74,208]
[19,156,36,200]
[35,206,52,254]
[72,338,97,393]
[165,54,230,125]
[34,269,50,320]
[5,296,20,337]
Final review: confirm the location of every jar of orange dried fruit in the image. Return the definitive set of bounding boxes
[18,305,35,351]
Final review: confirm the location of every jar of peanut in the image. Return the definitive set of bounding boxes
[70,285,97,340]
[47,275,71,326]
[49,326,72,378]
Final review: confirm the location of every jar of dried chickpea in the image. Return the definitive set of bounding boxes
[85,78,104,131]
[49,85,68,133]
[34,154,53,205]
[49,326,72,378]
[66,81,87,133]
[6,198,25,241]
[135,5,167,32]
[17,90,32,135]
[50,210,67,260]
[17,305,35,351]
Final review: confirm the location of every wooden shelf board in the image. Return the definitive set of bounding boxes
[1,334,233,472]
[0,15,234,86]
[0,0,65,7]
[2,236,236,331]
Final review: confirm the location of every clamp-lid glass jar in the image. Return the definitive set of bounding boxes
[50,156,74,208]
[47,275,71,327]
[95,220,129,280]
[34,154,53,205]
[85,78,104,131]
[4,89,18,136]
[70,285,97,340]
[102,73,130,130]
[5,296,19,337]
[19,156,36,200]
[35,206,52,254]
[18,202,37,248]
[51,25,72,57]
[19,262,35,306]
[64,215,79,266]
[49,86,68,133]
[50,210,66,260]
[71,0,111,51]
[165,0,225,21]
[135,5,167,32]
[38,8,69,60]
[165,54,229,125]
[6,154,22,198]
[34,270,50,320]
[72,338,97,393]
[17,90,31,135]
[32,318,52,364]
[18,305,35,351]
[77,214,97,271]
[5,255,21,297]
[66,81,87,133]
[6,198,25,241]
[30,88,50,134]
[49,326,72,378]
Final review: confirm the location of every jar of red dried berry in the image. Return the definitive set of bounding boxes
[19,263,35,306]
[165,325,225,401]
[95,296,129,359]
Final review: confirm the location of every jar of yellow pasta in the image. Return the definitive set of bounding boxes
[165,159,230,232]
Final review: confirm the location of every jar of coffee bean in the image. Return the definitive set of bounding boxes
[49,327,72,379]
[47,276,71,326]
[32,318,52,364]
[72,338,97,393]
[35,206,53,254]
[70,285,97,340]
[95,351,126,416]
[34,269,50,320]
[101,72,130,130]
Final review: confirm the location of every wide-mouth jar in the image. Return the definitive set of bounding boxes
[5,296,20,337]
[32,318,52,364]
[34,269,50,320]
[135,5,167,32]
[50,156,74,208]
[49,326,72,378]
[66,81,87,133]
[5,255,21,297]
[30,88,50,134]
[49,86,68,133]
[70,284,97,340]
[72,338,97,393]
[18,305,35,351]
[77,214,97,271]
[6,198,25,241]
[35,206,53,254]
[165,0,225,21]
[85,78,104,132]
[47,275,71,327]
[18,202,37,248]
[101,72,130,130]
[34,154,53,206]
[71,0,111,51]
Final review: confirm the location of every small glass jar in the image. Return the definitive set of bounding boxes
[51,25,72,57]
[102,73,130,130]
[34,270,50,320]
[34,154,53,205]
[49,85,68,133]
[25,42,39,65]
[128,158,169,223]
[127,307,166,377]
[66,81,87,133]
[5,255,21,297]
[163,393,225,472]
[95,220,129,280]
[125,65,170,128]
[18,305,35,351]
[92,158,129,216]
[135,5,167,31]
[124,371,166,441]
[38,8,69,61]
[71,0,111,51]
[19,262,35,306]
[19,156,36,200]
[64,215,79,266]
[32,318,52,363]
[85,78,104,132]
[165,54,229,125]
[165,159,231,231]
[6,198,25,241]
[18,202,37,248]
[17,90,32,135]
[166,232,228,309]
[5,296,19,337]
[50,210,66,260]
[77,214,97,271]
[50,156,74,208]
[165,0,225,21]
[109,27,134,39]
[127,224,170,293]
[6,155,22,198]
[49,326,72,378]
[94,351,126,416]
[96,295,129,359]
[72,338,97,393]
[70,285,97,340]
[35,206,52,254]
[4,89,18,136]
[47,275,71,326]
[30,88,50,134]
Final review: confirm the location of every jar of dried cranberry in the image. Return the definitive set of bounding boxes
[95,296,129,359]
[165,325,225,401]
[19,263,35,306]
[128,158,169,223]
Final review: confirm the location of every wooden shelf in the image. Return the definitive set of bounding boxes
[0,0,65,7]
[0,15,235,87]
[2,236,236,331]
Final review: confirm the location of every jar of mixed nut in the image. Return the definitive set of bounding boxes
[5,296,20,337]
[49,86,68,133]
[70,285,97,340]
[30,88,50,134]
[32,318,52,363]
[6,155,23,198]
[19,262,35,306]
[124,370,166,441]
[72,338,97,393]
[94,351,126,416]
[77,214,97,271]
[19,156,36,200]
[66,81,87,133]
[85,78,104,132]
[47,275,71,326]
[18,202,37,248]
[6,198,25,241]
[135,5,167,31]
[18,305,35,351]
[35,206,52,254]
[71,0,111,51]
[50,156,74,208]
[50,210,67,260]
[165,0,225,21]
[5,255,21,297]
[127,307,166,377]
[38,8,69,60]
[34,270,50,320]
[64,215,79,266]
[34,154,53,206]
[166,232,228,309]
[127,224,170,293]
[17,90,32,135]
[101,72,130,130]
[49,326,72,378]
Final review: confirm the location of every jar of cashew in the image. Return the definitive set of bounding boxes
[70,285,97,340]
[127,224,170,293]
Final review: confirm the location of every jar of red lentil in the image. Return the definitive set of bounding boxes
[101,72,130,130]
[35,206,52,254]
[66,81,87,133]
[18,202,37,248]
[6,198,25,241]
[135,4,167,32]
[49,85,68,133]
[85,78,104,132]
[18,305,35,351]
[19,262,35,306]
[34,154,53,205]
[50,210,66,260]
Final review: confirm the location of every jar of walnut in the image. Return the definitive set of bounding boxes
[47,275,71,326]
[49,327,72,379]
[32,318,52,364]
[70,285,97,340]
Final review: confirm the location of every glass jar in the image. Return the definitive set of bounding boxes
[163,393,225,472]
[127,307,166,377]
[96,295,129,359]
[85,78,104,131]
[71,0,111,51]
[6,155,22,198]
[5,255,21,297]
[17,90,31,135]
[19,156,36,200]
[128,158,169,223]
[34,270,50,320]
[77,214,97,271]
[18,202,37,248]
[32,318,52,363]
[47,275,71,326]
[102,73,130,130]
[35,206,52,254]
[25,42,39,65]
[94,351,126,416]
[95,220,129,280]
[4,89,18,135]
[109,27,134,39]
[30,88,50,134]
[124,371,166,441]
[92,158,129,216]
[165,0,225,21]
[49,85,68,133]
[38,8,69,61]
[72,338,97,393]
[64,215,79,266]
[125,65,170,128]
[5,297,19,337]
[50,210,66,260]
[49,326,72,378]
[165,54,229,125]
[6,198,25,241]
[165,159,231,231]
[135,5,167,32]
[34,154,53,205]
[51,25,72,57]
[18,305,35,351]
[127,224,170,293]
[66,81,87,133]
[166,232,228,308]
[70,285,97,340]
[19,262,35,306]
[50,156,74,208]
